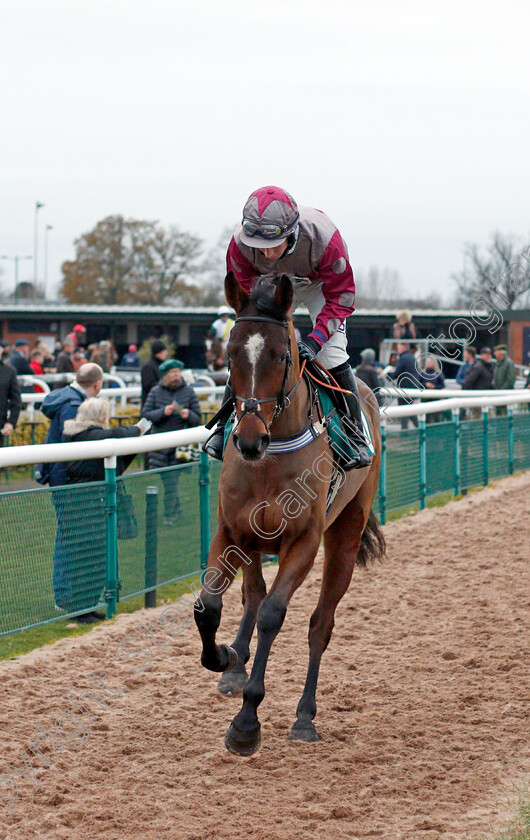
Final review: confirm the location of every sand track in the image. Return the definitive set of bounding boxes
[1,472,529,840]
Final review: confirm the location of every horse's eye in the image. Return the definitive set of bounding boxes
[277,354,286,364]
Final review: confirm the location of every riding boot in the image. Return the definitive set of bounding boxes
[202,384,234,460]
[329,363,373,470]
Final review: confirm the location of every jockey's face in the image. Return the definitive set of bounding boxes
[258,241,289,261]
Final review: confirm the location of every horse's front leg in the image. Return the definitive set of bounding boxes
[224,528,320,756]
[194,524,240,673]
[217,552,266,696]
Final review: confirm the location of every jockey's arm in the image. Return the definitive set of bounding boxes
[226,237,256,293]
[308,230,356,349]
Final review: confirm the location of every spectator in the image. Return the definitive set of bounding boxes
[72,324,87,348]
[210,305,235,349]
[121,344,141,369]
[90,340,116,373]
[7,338,33,375]
[71,347,86,372]
[60,398,147,623]
[7,339,34,394]
[420,354,445,390]
[64,397,145,482]
[420,354,445,423]
[141,359,201,526]
[355,348,384,406]
[462,346,494,391]
[493,344,516,390]
[0,339,12,358]
[387,340,422,429]
[29,349,47,396]
[29,348,44,377]
[56,337,76,374]
[37,363,104,487]
[392,309,418,345]
[37,364,104,619]
[141,339,168,407]
[492,343,516,416]
[40,344,56,374]
[456,347,476,387]
[0,343,21,448]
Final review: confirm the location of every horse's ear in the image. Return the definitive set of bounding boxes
[225,271,249,314]
[274,274,293,316]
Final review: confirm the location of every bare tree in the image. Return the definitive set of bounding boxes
[192,225,237,306]
[61,215,205,305]
[452,231,530,310]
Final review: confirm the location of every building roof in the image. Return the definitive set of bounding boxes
[0,302,493,319]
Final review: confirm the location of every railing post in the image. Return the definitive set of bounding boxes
[452,408,460,497]
[419,415,427,509]
[199,450,210,570]
[104,455,119,618]
[379,420,387,525]
[144,485,159,608]
[482,406,489,486]
[508,406,514,475]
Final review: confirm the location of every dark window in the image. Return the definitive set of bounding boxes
[8,319,48,333]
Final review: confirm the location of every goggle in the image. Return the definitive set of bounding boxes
[241,214,299,240]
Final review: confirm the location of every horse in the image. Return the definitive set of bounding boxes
[205,333,227,372]
[194,272,385,756]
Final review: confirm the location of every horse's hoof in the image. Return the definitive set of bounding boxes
[289,719,319,743]
[201,645,238,673]
[217,667,248,697]
[224,721,261,756]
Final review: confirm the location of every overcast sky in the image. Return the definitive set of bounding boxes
[2,0,529,303]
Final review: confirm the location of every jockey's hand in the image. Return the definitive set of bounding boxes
[297,336,321,363]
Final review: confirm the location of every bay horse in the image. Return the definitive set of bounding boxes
[194,272,385,756]
[205,333,227,372]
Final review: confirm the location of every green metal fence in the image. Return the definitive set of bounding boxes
[0,412,529,637]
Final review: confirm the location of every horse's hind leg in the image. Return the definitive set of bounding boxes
[290,498,368,742]
[217,553,266,696]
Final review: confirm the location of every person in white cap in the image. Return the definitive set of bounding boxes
[203,185,371,469]
[210,305,235,349]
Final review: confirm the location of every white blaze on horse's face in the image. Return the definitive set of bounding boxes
[244,332,265,396]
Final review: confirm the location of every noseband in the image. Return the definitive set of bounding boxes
[231,315,301,436]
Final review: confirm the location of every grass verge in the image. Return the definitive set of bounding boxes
[477,789,530,840]
[0,574,202,661]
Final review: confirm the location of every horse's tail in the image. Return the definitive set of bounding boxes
[356,508,386,567]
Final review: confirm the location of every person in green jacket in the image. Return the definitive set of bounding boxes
[493,344,516,389]
[493,343,516,416]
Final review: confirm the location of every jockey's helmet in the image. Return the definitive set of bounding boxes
[217,305,232,317]
[240,186,299,249]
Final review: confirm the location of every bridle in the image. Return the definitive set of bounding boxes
[230,315,303,437]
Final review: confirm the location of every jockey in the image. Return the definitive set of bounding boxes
[203,185,371,469]
[210,305,235,348]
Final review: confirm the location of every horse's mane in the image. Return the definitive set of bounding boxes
[249,274,292,321]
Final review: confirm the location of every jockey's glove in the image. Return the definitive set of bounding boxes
[297,336,321,362]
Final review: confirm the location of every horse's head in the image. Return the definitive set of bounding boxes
[225,271,296,461]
